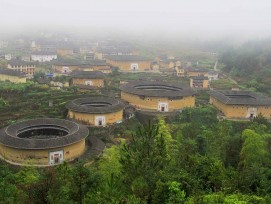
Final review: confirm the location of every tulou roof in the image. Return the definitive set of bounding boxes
[208,90,271,106]
[31,51,57,55]
[72,71,104,79]
[191,76,209,80]
[185,67,210,72]
[8,59,35,67]
[0,118,89,150]
[106,55,151,62]
[0,69,26,77]
[66,97,125,114]
[120,81,196,98]
[54,60,107,66]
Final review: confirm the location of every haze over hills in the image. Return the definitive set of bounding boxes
[0,0,271,41]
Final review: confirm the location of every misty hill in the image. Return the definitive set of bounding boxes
[220,39,271,94]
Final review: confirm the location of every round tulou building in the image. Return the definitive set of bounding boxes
[66,97,125,126]
[120,81,196,112]
[0,118,89,166]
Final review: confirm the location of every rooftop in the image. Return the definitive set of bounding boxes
[209,90,271,106]
[191,76,209,80]
[0,69,26,77]
[185,67,210,72]
[120,81,195,98]
[97,47,134,55]
[72,71,104,79]
[66,97,125,114]
[31,51,57,55]
[0,118,89,149]
[54,59,107,67]
[106,55,151,62]
[8,59,35,67]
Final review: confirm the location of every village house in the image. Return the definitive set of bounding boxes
[209,90,271,119]
[21,55,31,62]
[71,71,105,88]
[95,41,138,59]
[159,59,175,69]
[31,40,57,52]
[7,59,35,78]
[190,76,209,89]
[150,61,160,71]
[31,51,57,62]
[57,46,74,57]
[0,69,27,83]
[52,60,110,74]
[105,55,152,72]
[176,67,210,77]
[95,47,135,58]
[0,40,8,49]
[206,70,219,81]
[50,79,69,89]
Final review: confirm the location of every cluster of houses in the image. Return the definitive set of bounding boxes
[0,38,270,122]
[1,74,271,166]
[1,39,271,167]
[1,37,271,167]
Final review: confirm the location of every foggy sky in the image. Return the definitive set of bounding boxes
[1,0,271,39]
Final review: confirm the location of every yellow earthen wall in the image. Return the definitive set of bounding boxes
[121,92,195,111]
[203,80,209,88]
[67,109,123,126]
[53,65,94,73]
[210,96,271,118]
[72,78,104,87]
[0,139,85,165]
[57,49,73,56]
[0,74,26,83]
[106,59,151,71]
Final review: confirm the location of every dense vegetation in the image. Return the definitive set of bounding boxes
[1,106,271,203]
[220,39,271,94]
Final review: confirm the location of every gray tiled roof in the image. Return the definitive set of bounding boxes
[72,71,104,79]
[191,76,209,80]
[208,90,271,106]
[106,55,151,61]
[8,59,35,67]
[31,51,57,55]
[0,69,26,77]
[66,97,125,114]
[120,81,195,98]
[185,67,210,72]
[0,118,89,149]
[54,60,107,66]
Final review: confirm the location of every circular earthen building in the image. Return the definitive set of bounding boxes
[120,81,196,112]
[66,97,125,126]
[0,118,89,166]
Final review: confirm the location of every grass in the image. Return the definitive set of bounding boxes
[211,79,238,90]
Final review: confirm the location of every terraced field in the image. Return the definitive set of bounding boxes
[0,82,99,128]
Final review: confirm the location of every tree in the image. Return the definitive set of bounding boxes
[120,121,169,202]
[239,129,271,193]
[0,165,26,203]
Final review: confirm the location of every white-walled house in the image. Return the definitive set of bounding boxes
[31,51,57,62]
[207,71,219,81]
